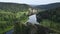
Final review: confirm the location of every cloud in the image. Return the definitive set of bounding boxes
[0,0,60,5]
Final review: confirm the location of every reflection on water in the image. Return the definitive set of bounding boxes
[27,14,39,24]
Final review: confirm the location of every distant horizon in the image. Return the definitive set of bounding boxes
[0,0,60,5]
[0,2,60,5]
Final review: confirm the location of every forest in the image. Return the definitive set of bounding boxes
[0,2,29,34]
[36,7,60,34]
[0,2,60,34]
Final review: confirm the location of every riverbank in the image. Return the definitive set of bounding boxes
[6,29,13,34]
[27,14,60,34]
[0,26,13,34]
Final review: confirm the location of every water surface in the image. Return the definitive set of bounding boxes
[28,14,39,24]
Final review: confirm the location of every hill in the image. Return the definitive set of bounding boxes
[0,2,30,34]
[36,7,60,22]
[35,2,60,10]
[0,2,30,13]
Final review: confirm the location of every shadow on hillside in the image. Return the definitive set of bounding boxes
[13,21,60,34]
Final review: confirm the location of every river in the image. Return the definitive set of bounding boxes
[6,14,39,34]
[27,14,39,24]
[6,29,13,34]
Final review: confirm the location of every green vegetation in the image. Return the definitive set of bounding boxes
[37,7,60,22]
[1,2,60,34]
[40,19,60,31]
[0,2,30,34]
[0,10,29,34]
[37,7,60,33]
[0,11,29,34]
[13,11,29,34]
[0,11,14,34]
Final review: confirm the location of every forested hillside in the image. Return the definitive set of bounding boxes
[35,2,60,9]
[0,2,30,13]
[36,7,60,34]
[0,2,30,34]
[37,7,60,22]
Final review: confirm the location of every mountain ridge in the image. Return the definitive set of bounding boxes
[0,2,30,12]
[35,2,60,9]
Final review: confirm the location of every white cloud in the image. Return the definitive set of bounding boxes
[0,0,60,5]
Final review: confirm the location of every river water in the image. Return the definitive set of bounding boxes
[6,29,13,34]
[27,14,39,24]
[6,14,39,34]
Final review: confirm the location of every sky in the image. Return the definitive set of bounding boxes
[0,0,60,5]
